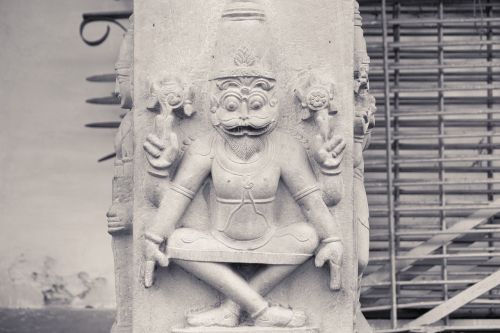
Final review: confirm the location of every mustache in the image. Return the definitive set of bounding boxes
[219,117,273,129]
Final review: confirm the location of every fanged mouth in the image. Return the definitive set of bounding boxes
[222,124,272,136]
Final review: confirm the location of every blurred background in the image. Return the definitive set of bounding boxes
[1,0,500,332]
[0,0,131,311]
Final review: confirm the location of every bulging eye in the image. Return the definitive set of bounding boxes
[223,96,240,112]
[249,95,265,110]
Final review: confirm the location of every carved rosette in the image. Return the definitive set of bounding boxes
[294,71,338,141]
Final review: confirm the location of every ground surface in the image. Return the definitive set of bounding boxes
[0,308,114,333]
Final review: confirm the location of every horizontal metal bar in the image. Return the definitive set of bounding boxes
[364,279,482,288]
[368,50,500,60]
[367,189,500,196]
[370,252,500,263]
[395,229,500,237]
[388,109,500,118]
[388,156,500,165]
[388,17,500,25]
[366,166,500,174]
[392,84,500,93]
[374,324,500,333]
[389,62,500,70]
[391,132,500,141]
[86,95,120,105]
[392,179,500,187]
[85,122,120,129]
[370,211,500,218]
[370,142,500,151]
[384,40,500,49]
[371,205,500,213]
[86,73,117,83]
[376,97,500,107]
[367,31,500,38]
[82,10,132,20]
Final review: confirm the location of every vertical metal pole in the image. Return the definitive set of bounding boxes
[486,1,494,202]
[437,1,449,326]
[486,0,495,316]
[381,0,398,328]
[393,0,402,304]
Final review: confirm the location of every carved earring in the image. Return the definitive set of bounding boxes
[269,97,278,108]
[210,95,219,113]
[210,112,221,126]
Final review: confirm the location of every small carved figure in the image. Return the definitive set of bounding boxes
[107,14,134,333]
[353,2,376,332]
[141,0,346,329]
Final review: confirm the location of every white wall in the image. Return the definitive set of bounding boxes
[0,0,131,308]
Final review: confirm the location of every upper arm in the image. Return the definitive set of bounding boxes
[171,136,213,194]
[279,136,319,199]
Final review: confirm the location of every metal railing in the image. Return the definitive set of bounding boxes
[361,0,500,331]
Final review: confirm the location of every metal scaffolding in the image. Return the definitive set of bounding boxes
[361,0,500,332]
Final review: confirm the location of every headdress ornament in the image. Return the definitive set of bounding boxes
[210,0,275,81]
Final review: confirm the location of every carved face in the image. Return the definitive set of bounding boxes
[354,63,370,94]
[355,92,376,135]
[116,69,133,109]
[210,77,279,137]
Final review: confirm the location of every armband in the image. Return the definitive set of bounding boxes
[292,184,320,201]
[145,232,164,245]
[322,237,342,244]
[170,183,196,200]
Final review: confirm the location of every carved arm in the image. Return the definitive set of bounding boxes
[146,144,212,239]
[280,139,343,290]
[143,143,212,287]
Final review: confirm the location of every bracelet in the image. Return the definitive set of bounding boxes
[322,237,342,244]
[354,135,365,143]
[319,167,342,176]
[145,231,164,245]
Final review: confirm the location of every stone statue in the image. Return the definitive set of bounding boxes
[141,0,346,330]
[353,2,376,332]
[106,15,134,333]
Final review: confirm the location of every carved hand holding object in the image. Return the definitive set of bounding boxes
[312,129,347,175]
[144,78,195,177]
[106,204,132,234]
[315,239,344,290]
[143,114,180,175]
[143,232,169,288]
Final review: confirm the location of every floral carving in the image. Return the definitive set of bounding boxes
[294,71,338,143]
[307,88,330,111]
[233,46,257,67]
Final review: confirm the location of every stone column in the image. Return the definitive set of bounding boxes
[129,1,359,332]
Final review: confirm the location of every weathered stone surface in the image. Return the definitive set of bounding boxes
[114,0,376,332]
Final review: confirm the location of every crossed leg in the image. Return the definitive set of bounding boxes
[173,259,307,327]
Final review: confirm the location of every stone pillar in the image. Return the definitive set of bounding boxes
[128,1,362,332]
[108,15,134,333]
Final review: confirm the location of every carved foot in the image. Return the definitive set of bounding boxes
[253,306,307,328]
[187,301,240,327]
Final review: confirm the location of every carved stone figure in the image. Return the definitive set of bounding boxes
[142,2,346,330]
[107,15,134,333]
[353,2,376,332]
[127,0,365,331]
